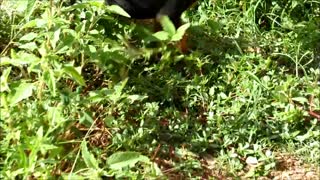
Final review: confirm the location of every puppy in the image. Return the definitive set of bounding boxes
[105,0,197,52]
[105,0,196,27]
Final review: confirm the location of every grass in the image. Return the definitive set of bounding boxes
[0,0,319,179]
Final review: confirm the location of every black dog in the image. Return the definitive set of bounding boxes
[105,0,197,52]
[70,0,197,52]
[105,0,197,28]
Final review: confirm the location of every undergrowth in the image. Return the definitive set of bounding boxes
[0,0,319,179]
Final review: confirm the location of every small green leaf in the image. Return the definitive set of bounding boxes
[209,87,215,96]
[43,69,56,96]
[55,29,76,54]
[171,23,190,41]
[89,45,97,53]
[47,106,63,126]
[107,5,131,18]
[19,32,38,41]
[81,141,99,169]
[2,50,40,66]
[107,151,150,170]
[22,19,47,29]
[15,0,28,13]
[25,0,37,21]
[19,42,38,51]
[63,65,86,86]
[89,29,99,35]
[8,82,34,106]
[109,79,128,103]
[79,112,94,127]
[127,95,148,103]
[246,156,258,165]
[245,71,269,90]
[36,126,43,138]
[51,28,61,49]
[0,67,11,92]
[152,31,170,41]
[0,57,11,66]
[159,16,176,36]
[292,97,308,104]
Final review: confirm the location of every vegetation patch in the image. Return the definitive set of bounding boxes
[0,0,319,179]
